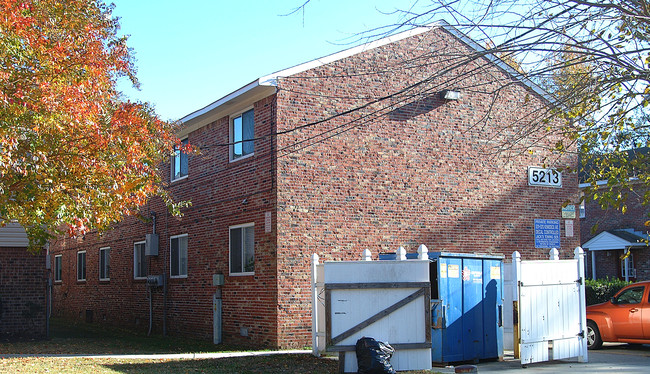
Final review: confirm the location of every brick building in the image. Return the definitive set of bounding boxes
[0,223,47,340]
[50,22,580,348]
[581,148,650,281]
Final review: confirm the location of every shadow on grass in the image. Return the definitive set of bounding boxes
[0,317,255,355]
[102,355,338,374]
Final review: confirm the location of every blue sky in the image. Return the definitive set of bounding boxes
[110,0,426,121]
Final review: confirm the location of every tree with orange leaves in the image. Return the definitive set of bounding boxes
[0,0,188,250]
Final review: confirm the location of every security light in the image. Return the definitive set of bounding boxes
[440,90,461,100]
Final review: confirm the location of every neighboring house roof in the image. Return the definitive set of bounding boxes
[0,222,29,247]
[582,228,649,251]
[579,146,649,187]
[177,20,552,138]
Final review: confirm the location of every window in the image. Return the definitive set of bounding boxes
[230,108,254,161]
[579,200,585,218]
[54,255,62,282]
[99,247,110,281]
[230,223,254,275]
[171,138,188,181]
[134,241,147,279]
[77,251,86,281]
[614,286,644,304]
[170,234,188,278]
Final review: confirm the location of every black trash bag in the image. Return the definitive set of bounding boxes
[355,336,396,374]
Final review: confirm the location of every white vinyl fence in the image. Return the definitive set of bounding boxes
[504,247,588,365]
[312,246,432,373]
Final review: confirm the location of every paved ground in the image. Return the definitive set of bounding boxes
[435,344,650,373]
[3,345,649,373]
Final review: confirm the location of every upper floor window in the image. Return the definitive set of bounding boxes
[230,108,254,161]
[134,241,147,279]
[171,138,189,181]
[230,223,254,275]
[54,255,62,282]
[99,247,110,281]
[77,251,86,281]
[170,234,188,278]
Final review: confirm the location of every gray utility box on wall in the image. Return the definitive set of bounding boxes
[145,234,159,256]
[146,274,164,287]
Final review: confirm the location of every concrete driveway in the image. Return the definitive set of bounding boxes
[435,344,650,373]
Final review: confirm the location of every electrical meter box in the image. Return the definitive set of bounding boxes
[145,233,159,256]
[146,274,164,287]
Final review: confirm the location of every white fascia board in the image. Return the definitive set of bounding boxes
[258,24,435,84]
[178,24,435,129]
[579,177,640,189]
[436,20,555,105]
[180,79,260,124]
[582,231,634,251]
[178,19,555,131]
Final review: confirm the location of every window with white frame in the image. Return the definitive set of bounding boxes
[230,108,254,161]
[99,247,110,281]
[54,255,62,282]
[77,251,86,281]
[230,223,254,275]
[170,234,188,278]
[171,138,189,181]
[134,241,147,279]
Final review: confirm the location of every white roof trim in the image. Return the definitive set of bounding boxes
[179,20,555,125]
[582,230,648,251]
[180,79,260,124]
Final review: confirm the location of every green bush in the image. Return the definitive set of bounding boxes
[585,277,631,305]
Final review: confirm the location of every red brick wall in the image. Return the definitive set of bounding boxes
[274,27,580,347]
[51,95,278,346]
[0,247,47,340]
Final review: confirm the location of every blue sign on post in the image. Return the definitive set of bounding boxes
[534,219,561,248]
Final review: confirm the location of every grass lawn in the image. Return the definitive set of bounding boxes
[0,318,440,373]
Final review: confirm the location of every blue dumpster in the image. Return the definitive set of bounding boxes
[430,252,503,363]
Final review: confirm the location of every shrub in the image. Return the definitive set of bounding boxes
[585,277,631,305]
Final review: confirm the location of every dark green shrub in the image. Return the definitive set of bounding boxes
[585,277,631,305]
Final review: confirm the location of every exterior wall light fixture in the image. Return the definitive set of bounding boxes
[440,89,461,100]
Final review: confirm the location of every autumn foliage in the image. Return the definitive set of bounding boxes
[0,0,187,249]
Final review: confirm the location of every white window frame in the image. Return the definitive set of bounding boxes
[54,254,62,283]
[229,108,255,162]
[170,234,188,278]
[171,137,189,182]
[99,247,110,281]
[229,223,255,276]
[134,241,147,279]
[77,251,86,281]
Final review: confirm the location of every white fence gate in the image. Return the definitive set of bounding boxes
[312,247,432,373]
[512,247,588,365]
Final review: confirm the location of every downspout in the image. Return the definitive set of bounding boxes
[148,212,157,336]
[45,243,51,339]
[163,210,168,336]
